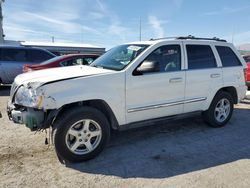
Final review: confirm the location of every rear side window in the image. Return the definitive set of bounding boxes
[27,49,54,63]
[1,49,28,62]
[216,46,241,67]
[187,45,217,70]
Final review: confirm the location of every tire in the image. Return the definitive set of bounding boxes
[53,107,110,163]
[202,91,234,128]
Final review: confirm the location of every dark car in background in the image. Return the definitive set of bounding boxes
[23,54,100,72]
[0,46,56,84]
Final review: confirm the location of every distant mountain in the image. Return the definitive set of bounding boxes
[237,43,250,51]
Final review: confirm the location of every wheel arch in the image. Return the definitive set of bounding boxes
[51,99,119,130]
[216,86,238,104]
[203,86,238,111]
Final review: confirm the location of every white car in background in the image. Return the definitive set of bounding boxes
[7,36,247,163]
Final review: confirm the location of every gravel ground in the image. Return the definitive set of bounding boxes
[0,85,250,188]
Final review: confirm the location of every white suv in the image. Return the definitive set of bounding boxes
[7,36,247,162]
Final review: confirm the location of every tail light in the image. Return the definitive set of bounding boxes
[23,65,27,73]
[23,65,32,73]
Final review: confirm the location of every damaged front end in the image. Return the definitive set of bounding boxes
[7,103,45,130]
[7,81,57,131]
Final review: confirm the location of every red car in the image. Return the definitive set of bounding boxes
[23,54,100,72]
[243,56,250,89]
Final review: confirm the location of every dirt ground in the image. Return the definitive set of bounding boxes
[0,85,250,188]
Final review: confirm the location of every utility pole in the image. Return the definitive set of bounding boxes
[139,17,142,41]
[0,0,5,43]
[51,36,55,43]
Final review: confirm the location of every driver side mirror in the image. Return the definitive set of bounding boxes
[135,60,160,75]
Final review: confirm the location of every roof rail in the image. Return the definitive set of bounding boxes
[149,36,178,41]
[177,35,227,42]
[150,35,227,42]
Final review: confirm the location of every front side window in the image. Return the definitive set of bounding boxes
[137,45,181,74]
[216,46,241,67]
[187,45,217,70]
[90,44,148,71]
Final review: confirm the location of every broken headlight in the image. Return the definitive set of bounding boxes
[15,86,43,108]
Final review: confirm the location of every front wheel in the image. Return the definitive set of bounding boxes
[203,91,234,128]
[53,107,110,163]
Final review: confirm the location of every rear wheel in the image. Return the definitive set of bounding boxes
[53,107,110,163]
[203,91,234,128]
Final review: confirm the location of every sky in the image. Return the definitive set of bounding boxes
[2,0,250,48]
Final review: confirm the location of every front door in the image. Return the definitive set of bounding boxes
[126,43,185,124]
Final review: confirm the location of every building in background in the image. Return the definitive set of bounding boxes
[237,44,250,56]
[20,41,105,55]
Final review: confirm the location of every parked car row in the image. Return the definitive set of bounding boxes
[0,45,101,84]
[23,54,99,72]
[0,46,56,84]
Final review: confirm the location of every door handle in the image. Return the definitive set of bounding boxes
[169,78,183,83]
[210,74,220,78]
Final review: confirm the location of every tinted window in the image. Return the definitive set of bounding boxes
[216,46,241,67]
[187,45,217,70]
[140,45,181,73]
[27,49,53,63]
[1,48,28,62]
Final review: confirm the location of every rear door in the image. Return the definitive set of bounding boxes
[183,42,223,113]
[1,48,28,84]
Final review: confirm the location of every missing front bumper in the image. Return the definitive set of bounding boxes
[7,101,45,130]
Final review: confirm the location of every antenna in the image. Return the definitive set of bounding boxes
[0,0,5,43]
[139,17,142,41]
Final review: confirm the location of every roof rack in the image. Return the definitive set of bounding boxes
[149,36,178,41]
[150,35,227,42]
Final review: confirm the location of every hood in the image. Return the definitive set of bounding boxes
[15,65,114,86]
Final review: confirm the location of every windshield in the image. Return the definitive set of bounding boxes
[40,56,65,65]
[90,44,149,71]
